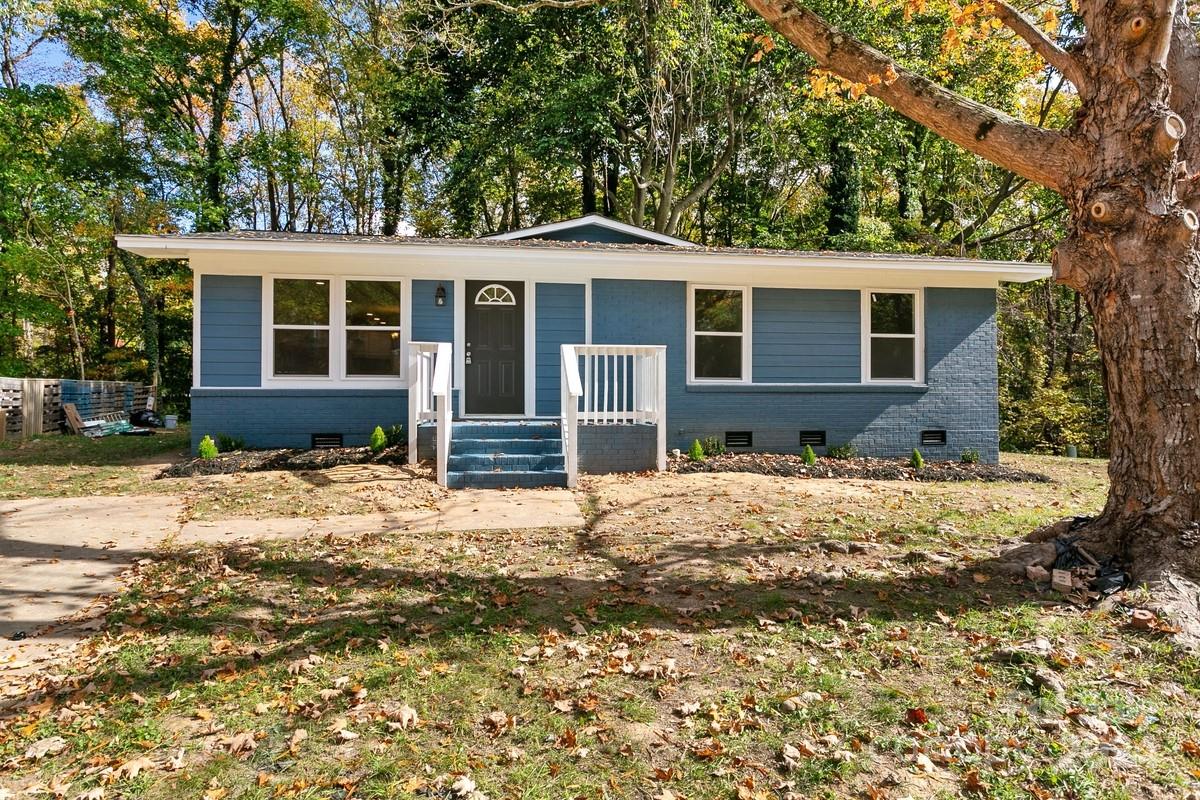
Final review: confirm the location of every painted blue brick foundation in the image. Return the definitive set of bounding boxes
[590,280,1000,463]
[190,389,408,452]
[577,425,658,474]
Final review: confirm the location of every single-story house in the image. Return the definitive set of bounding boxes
[117,214,1049,489]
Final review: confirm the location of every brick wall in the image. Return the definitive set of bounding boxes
[577,424,658,474]
[190,389,408,452]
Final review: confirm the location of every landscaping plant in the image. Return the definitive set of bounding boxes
[961,448,980,464]
[910,448,925,469]
[688,439,705,462]
[197,435,218,459]
[370,425,388,454]
[826,443,855,460]
[801,444,817,466]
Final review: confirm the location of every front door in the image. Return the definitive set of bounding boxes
[465,281,525,415]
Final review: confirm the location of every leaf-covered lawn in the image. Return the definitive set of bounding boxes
[2,455,1198,800]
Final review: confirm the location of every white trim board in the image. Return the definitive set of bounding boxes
[483,213,697,248]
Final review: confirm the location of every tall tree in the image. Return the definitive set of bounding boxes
[744,0,1200,637]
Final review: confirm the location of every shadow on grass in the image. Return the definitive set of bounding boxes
[3,490,1046,712]
[0,430,190,467]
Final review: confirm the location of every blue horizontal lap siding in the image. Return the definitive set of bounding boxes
[536,283,586,416]
[191,389,408,452]
[200,275,261,387]
[752,288,859,383]
[411,280,454,343]
[590,279,1000,463]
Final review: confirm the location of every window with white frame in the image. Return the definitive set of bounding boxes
[691,286,747,381]
[345,280,403,376]
[866,291,919,381]
[272,278,330,377]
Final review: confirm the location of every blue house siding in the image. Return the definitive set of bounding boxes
[411,280,455,342]
[590,279,999,462]
[191,389,408,452]
[535,283,587,416]
[752,288,860,382]
[199,275,261,387]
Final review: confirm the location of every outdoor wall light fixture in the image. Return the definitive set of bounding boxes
[435,284,447,306]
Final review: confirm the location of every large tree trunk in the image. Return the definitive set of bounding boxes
[742,0,1200,642]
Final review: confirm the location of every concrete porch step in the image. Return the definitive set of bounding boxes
[448,453,566,472]
[450,437,563,455]
[445,469,568,489]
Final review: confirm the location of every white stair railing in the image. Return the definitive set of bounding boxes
[561,344,667,487]
[408,341,454,487]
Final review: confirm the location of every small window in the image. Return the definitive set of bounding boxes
[725,430,753,448]
[475,283,516,305]
[867,291,918,382]
[920,429,947,446]
[346,280,403,376]
[692,286,747,381]
[273,278,330,377]
[799,430,826,447]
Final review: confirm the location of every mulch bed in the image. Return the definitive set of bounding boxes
[158,445,409,478]
[670,452,1050,482]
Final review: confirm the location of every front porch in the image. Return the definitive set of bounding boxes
[407,342,667,488]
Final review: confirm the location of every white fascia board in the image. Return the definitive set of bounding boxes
[483,214,698,248]
[121,235,1051,286]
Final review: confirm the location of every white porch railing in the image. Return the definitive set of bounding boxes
[561,344,667,487]
[407,341,454,487]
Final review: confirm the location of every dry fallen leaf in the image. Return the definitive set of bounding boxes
[226,731,258,757]
[113,756,155,781]
[25,736,68,761]
[451,776,477,797]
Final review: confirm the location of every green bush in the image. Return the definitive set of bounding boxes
[370,425,388,453]
[688,439,706,462]
[960,448,980,464]
[701,435,725,457]
[827,443,855,460]
[216,433,244,453]
[801,444,817,466]
[910,448,925,469]
[198,435,218,459]
[385,424,406,447]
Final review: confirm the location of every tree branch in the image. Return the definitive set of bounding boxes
[742,0,1081,193]
[992,1,1089,94]
[442,0,601,12]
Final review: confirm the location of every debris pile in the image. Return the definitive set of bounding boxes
[1023,517,1129,602]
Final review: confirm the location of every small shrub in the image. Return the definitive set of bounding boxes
[688,439,706,462]
[910,448,925,469]
[370,425,387,453]
[216,433,245,453]
[385,424,406,448]
[700,435,725,457]
[827,443,855,460]
[960,448,980,464]
[801,444,817,466]
[198,435,218,459]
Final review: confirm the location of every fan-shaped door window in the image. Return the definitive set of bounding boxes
[474,283,517,306]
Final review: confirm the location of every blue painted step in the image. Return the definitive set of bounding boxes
[446,470,568,489]
[448,453,565,472]
[445,420,566,489]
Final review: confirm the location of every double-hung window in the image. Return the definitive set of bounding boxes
[345,280,403,376]
[691,286,748,382]
[865,290,920,382]
[272,278,330,377]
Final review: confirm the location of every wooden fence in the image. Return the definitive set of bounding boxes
[0,379,151,440]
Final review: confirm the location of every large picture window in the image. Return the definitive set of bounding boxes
[691,286,747,381]
[345,280,403,376]
[273,278,330,376]
[866,291,919,382]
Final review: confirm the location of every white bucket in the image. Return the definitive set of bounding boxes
[164,415,178,430]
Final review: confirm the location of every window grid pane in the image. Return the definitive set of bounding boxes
[694,289,743,333]
[274,329,330,376]
[870,292,914,335]
[347,329,403,376]
[346,280,402,327]
[870,337,915,381]
[274,279,330,326]
[694,334,743,380]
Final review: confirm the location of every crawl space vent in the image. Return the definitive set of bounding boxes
[311,433,344,449]
[799,430,826,447]
[920,429,947,446]
[725,431,753,448]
